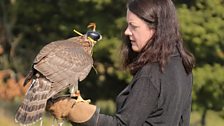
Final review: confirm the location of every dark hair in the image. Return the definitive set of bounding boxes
[122,0,195,75]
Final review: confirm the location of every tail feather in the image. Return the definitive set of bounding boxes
[15,75,51,125]
[15,105,44,124]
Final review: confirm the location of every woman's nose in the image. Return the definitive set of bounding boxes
[124,27,132,36]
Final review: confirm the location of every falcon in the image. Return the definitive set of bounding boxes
[15,23,102,125]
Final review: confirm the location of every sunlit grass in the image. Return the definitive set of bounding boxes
[190,110,224,126]
[0,110,72,126]
[0,110,15,126]
[0,100,223,126]
[0,100,71,126]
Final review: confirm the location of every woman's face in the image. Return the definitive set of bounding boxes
[124,9,155,52]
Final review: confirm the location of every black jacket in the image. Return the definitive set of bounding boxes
[74,52,193,126]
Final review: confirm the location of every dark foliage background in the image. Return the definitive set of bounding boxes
[0,0,223,126]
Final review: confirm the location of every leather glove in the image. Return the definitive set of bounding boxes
[46,96,96,123]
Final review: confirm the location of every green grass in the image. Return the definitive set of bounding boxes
[0,100,71,126]
[190,110,224,126]
[0,110,15,126]
[0,109,72,126]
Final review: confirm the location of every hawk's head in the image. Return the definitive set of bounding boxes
[73,22,102,46]
[86,22,102,44]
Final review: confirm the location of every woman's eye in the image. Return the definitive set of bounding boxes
[130,24,138,29]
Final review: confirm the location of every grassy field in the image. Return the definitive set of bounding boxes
[0,100,223,126]
[190,111,224,126]
[0,109,72,126]
[0,100,72,126]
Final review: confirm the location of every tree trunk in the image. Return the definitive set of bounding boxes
[201,108,207,126]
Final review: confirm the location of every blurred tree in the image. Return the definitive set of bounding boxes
[178,0,224,65]
[0,0,128,114]
[178,0,224,125]
[193,64,224,126]
[0,0,127,73]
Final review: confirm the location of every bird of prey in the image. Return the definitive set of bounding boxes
[15,23,102,125]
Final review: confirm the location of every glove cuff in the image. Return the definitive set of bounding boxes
[70,107,100,126]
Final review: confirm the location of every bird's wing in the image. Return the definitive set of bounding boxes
[33,37,81,64]
[33,37,93,97]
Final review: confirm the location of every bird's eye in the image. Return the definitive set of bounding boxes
[86,31,101,41]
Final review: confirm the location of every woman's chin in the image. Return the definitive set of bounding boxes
[131,46,141,52]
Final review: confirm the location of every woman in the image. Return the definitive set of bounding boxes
[47,0,195,125]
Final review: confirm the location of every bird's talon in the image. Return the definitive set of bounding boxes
[71,90,91,103]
